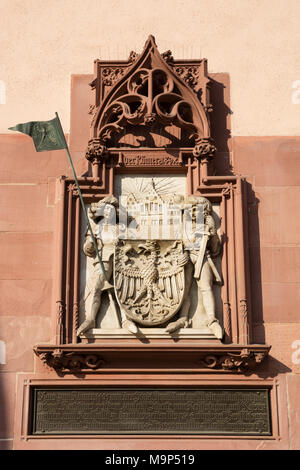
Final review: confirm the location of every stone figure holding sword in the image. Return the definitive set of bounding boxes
[77,196,138,336]
[166,196,223,338]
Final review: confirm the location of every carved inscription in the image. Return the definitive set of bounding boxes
[32,388,271,435]
[123,154,182,167]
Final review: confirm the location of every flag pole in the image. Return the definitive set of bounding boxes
[55,113,121,327]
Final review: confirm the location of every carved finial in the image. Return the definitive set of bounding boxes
[145,35,157,47]
[89,78,97,90]
[162,50,174,63]
[128,50,138,65]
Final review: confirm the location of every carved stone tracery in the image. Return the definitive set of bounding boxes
[175,66,199,89]
[102,67,125,86]
[90,36,211,153]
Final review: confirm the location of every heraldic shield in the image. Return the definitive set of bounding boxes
[114,239,186,326]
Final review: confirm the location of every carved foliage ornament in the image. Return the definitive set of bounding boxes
[175,66,198,88]
[193,138,217,159]
[93,36,210,149]
[34,346,269,374]
[36,349,105,374]
[85,138,107,164]
[200,349,267,372]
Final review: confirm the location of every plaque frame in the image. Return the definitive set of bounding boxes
[14,374,284,449]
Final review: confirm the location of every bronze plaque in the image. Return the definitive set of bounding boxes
[31,387,271,435]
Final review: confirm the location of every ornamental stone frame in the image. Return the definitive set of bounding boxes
[34,36,270,375]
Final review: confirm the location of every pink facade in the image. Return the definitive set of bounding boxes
[1,45,300,450]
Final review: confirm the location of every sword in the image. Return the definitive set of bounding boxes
[193,227,210,279]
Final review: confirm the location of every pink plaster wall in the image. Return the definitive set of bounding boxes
[1,0,300,137]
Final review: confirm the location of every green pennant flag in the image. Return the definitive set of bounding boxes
[9,115,67,152]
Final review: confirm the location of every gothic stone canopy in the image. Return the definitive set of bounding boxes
[87,35,216,162]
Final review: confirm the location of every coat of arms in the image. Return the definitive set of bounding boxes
[77,177,223,339]
[114,239,187,326]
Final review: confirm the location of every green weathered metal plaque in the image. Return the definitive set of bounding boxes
[31,387,272,435]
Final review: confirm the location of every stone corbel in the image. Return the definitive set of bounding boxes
[192,137,217,159]
[85,138,108,179]
[85,138,108,163]
[193,138,217,180]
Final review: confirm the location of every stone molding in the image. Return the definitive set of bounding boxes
[34,344,270,375]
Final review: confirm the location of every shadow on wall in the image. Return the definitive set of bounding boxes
[246,181,265,344]
[242,355,291,379]
[209,77,233,176]
[255,355,292,379]
[245,184,292,380]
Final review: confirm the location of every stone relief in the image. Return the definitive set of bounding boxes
[114,239,187,326]
[77,177,223,339]
[166,196,223,338]
[77,195,138,336]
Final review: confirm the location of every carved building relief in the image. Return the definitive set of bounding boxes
[34,35,270,374]
[89,35,214,154]
[77,177,223,339]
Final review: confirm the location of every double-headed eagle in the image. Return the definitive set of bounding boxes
[114,240,188,326]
